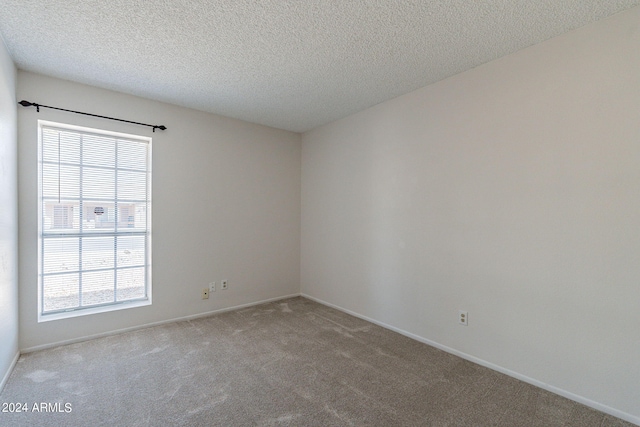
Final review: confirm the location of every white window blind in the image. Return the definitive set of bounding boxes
[38,121,151,320]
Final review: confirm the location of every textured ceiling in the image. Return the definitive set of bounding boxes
[1,1,639,132]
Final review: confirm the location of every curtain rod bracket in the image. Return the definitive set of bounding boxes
[18,100,166,132]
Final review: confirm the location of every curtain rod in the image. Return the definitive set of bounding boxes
[18,100,167,132]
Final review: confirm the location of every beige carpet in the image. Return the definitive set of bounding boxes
[0,297,634,426]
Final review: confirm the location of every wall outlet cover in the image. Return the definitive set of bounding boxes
[459,310,468,326]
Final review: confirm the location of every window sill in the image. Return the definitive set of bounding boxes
[38,298,151,323]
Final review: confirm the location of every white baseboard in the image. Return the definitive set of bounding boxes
[301,293,640,426]
[20,293,301,354]
[0,351,20,394]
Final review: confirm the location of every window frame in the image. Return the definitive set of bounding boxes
[37,120,152,322]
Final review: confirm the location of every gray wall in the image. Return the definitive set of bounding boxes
[0,36,18,390]
[18,72,301,350]
[301,7,640,423]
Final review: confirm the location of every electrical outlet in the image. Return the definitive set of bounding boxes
[220,280,228,290]
[459,310,468,326]
[209,282,216,293]
[202,288,209,299]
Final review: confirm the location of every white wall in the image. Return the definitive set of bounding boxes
[18,72,301,350]
[0,36,18,390]
[302,7,640,423]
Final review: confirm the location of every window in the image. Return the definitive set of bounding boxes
[52,204,73,228]
[38,121,151,321]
